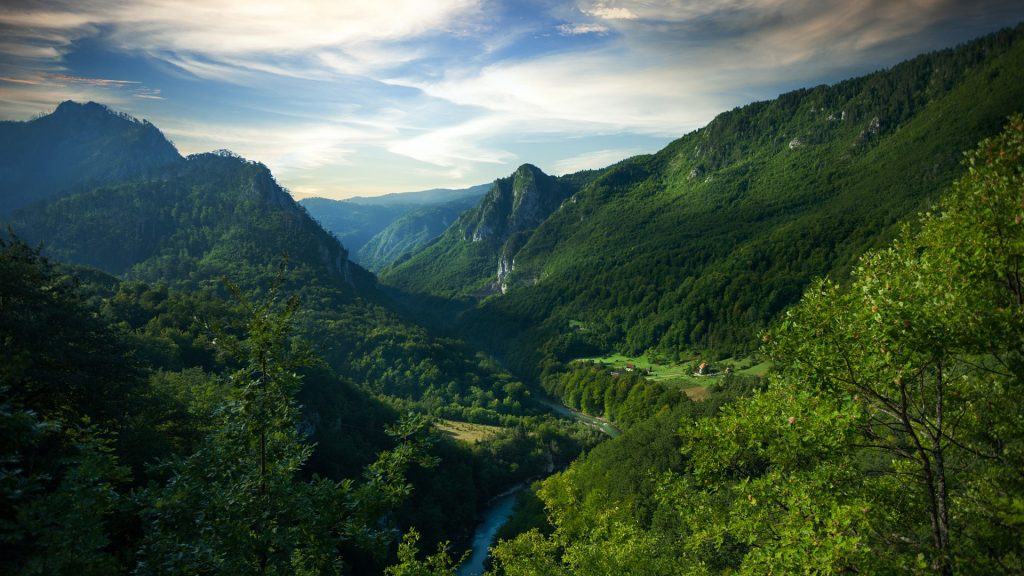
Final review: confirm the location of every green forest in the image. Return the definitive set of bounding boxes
[490,114,1024,576]
[2,22,1024,576]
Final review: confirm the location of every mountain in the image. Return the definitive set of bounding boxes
[7,149,372,293]
[381,164,598,297]
[299,183,489,264]
[0,101,182,214]
[386,24,1024,369]
[356,193,484,271]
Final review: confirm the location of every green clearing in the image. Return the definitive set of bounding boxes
[736,359,771,376]
[575,353,705,388]
[574,353,771,394]
[435,419,504,443]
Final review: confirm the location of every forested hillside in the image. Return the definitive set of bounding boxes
[357,193,485,271]
[389,25,1024,375]
[9,149,369,290]
[491,112,1024,576]
[4,114,523,425]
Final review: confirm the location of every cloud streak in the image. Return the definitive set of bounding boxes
[550,148,644,175]
[0,1,480,59]
[558,23,609,35]
[47,73,139,86]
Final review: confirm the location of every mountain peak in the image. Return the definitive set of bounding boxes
[54,99,103,113]
[459,163,565,243]
[0,100,183,214]
[50,100,131,122]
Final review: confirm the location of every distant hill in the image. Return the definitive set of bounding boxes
[0,101,182,214]
[356,193,484,271]
[384,24,1024,369]
[300,183,489,264]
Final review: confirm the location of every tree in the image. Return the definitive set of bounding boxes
[753,114,1024,574]
[0,237,136,574]
[135,274,437,575]
[384,528,463,576]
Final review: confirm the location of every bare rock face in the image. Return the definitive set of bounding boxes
[463,164,567,242]
[458,164,570,292]
[868,116,881,134]
[497,254,514,294]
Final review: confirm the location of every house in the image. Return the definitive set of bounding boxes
[625,363,636,372]
[698,362,710,375]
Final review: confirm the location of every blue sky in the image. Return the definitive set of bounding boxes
[1,0,1022,199]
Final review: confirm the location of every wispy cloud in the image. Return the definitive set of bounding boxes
[398,49,728,138]
[0,75,44,85]
[584,4,638,20]
[47,73,140,86]
[388,115,517,168]
[0,42,61,60]
[133,87,164,100]
[162,119,379,173]
[558,23,609,35]
[0,1,480,59]
[550,148,644,175]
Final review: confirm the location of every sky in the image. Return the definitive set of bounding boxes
[0,1,1022,199]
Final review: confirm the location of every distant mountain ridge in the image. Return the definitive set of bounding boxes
[0,100,182,214]
[356,193,483,271]
[341,184,490,206]
[300,183,489,269]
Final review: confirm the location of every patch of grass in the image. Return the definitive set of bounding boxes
[717,354,773,377]
[575,353,707,387]
[575,352,770,392]
[737,360,771,376]
[435,419,503,443]
[683,386,711,401]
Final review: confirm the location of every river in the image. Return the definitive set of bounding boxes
[455,398,620,575]
[456,486,523,576]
